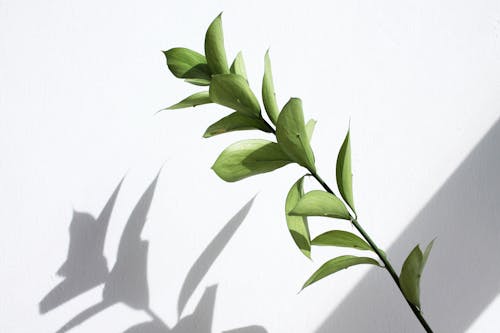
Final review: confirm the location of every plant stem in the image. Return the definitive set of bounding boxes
[310,171,336,196]
[351,220,434,333]
[310,172,434,333]
[264,115,433,331]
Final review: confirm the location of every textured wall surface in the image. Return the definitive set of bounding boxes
[1,0,500,332]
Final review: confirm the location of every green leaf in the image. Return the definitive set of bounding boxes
[399,246,423,307]
[289,190,351,220]
[163,48,211,81]
[302,255,380,290]
[285,176,311,259]
[184,78,211,86]
[305,119,317,141]
[230,52,247,80]
[422,239,435,268]
[336,128,355,214]
[399,240,434,308]
[209,74,261,117]
[311,230,372,251]
[203,112,274,138]
[276,98,316,171]
[204,13,229,74]
[163,91,211,110]
[262,50,279,125]
[212,139,292,182]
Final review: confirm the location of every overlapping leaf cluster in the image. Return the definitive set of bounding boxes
[162,13,434,312]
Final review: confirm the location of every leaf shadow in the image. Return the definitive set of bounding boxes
[39,178,123,314]
[41,168,268,332]
[177,196,256,317]
[125,196,268,333]
[55,170,160,333]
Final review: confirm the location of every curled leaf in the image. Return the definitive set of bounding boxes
[399,240,435,308]
[163,91,211,110]
[302,255,380,290]
[203,112,273,138]
[209,74,261,117]
[163,48,211,81]
[205,13,229,74]
[276,98,316,172]
[289,190,351,220]
[285,176,311,258]
[262,50,279,125]
[311,230,372,251]
[212,139,291,182]
[336,128,355,214]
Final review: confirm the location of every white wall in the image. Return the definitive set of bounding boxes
[1,0,500,332]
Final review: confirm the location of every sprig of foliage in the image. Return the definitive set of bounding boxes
[162,13,435,332]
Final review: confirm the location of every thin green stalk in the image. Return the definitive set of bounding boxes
[351,220,433,333]
[311,172,433,333]
[310,172,336,197]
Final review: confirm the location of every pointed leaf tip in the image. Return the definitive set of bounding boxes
[305,119,317,142]
[205,14,229,75]
[164,47,211,82]
[336,128,355,214]
[262,50,279,125]
[302,255,380,290]
[164,91,211,110]
[230,52,248,80]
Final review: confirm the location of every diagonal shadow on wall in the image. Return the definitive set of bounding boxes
[315,118,500,333]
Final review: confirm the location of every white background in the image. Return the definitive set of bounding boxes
[1,0,500,332]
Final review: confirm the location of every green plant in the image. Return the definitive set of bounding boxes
[162,13,435,332]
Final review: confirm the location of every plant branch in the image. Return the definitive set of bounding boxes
[310,170,434,333]
[310,172,336,197]
[351,219,434,333]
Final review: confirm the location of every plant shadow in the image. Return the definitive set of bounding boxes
[39,178,123,314]
[315,118,500,332]
[40,169,267,333]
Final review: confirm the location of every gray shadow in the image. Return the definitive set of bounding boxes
[177,196,256,317]
[44,170,268,332]
[171,285,217,332]
[315,118,500,333]
[124,285,217,333]
[39,178,123,314]
[123,318,170,333]
[124,197,269,333]
[223,326,269,333]
[56,171,161,333]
